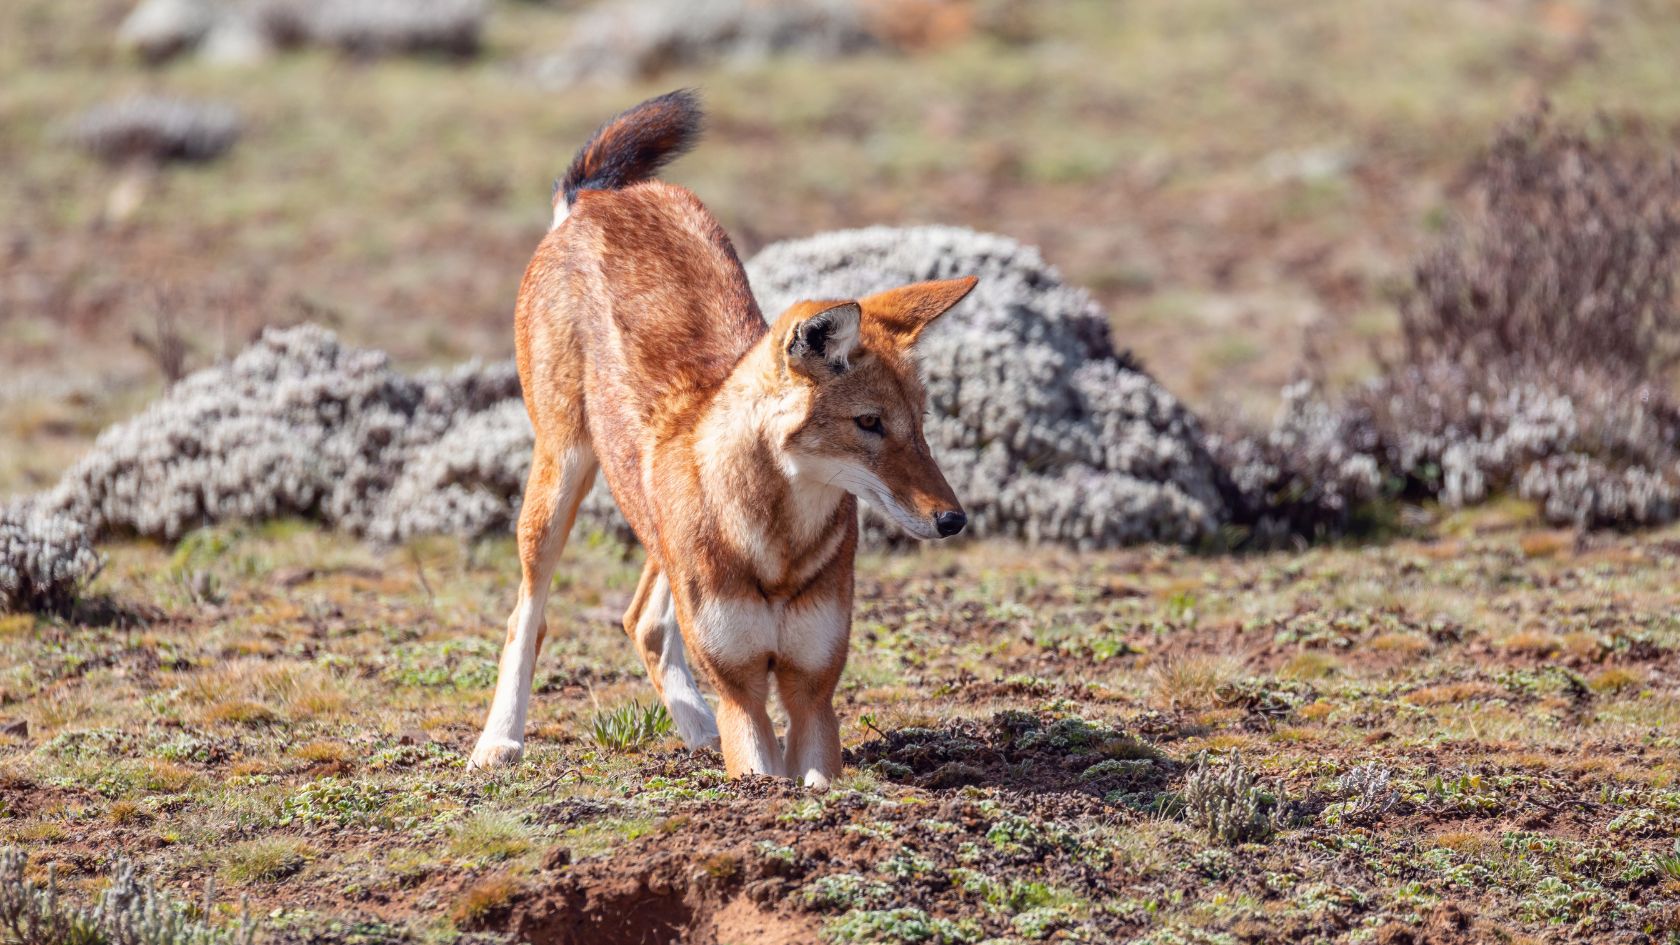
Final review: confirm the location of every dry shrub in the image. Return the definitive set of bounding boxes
[1403,108,1680,379]
[1220,110,1680,539]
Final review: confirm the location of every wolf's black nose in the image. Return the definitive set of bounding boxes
[935,511,967,537]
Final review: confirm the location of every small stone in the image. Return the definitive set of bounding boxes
[541,846,572,870]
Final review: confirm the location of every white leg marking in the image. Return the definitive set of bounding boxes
[641,576,719,750]
[694,596,777,670]
[469,446,594,771]
[778,595,850,673]
[470,595,546,770]
[696,597,780,776]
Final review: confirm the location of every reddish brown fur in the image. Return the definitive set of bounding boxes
[473,95,975,782]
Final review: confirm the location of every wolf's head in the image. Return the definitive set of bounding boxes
[770,277,977,540]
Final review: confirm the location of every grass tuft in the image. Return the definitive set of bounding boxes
[588,701,673,753]
[220,838,313,884]
[449,873,523,927]
[446,812,532,864]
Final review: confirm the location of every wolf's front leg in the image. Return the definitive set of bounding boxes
[714,674,783,778]
[775,595,849,789]
[777,666,842,790]
[687,597,781,777]
[469,600,546,771]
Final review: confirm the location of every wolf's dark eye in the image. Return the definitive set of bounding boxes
[855,414,883,434]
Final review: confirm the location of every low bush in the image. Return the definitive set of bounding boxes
[1183,753,1287,844]
[1403,108,1680,380]
[0,848,252,945]
[1220,110,1680,539]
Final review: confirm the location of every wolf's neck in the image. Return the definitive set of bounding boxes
[693,346,848,577]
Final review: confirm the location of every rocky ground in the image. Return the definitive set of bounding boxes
[3,509,1678,943]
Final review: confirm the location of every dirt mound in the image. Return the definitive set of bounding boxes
[494,713,1172,944]
[497,840,818,945]
[847,712,1170,798]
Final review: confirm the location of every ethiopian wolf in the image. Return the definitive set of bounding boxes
[469,90,975,787]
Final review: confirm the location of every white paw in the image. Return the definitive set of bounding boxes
[669,699,720,751]
[801,769,834,791]
[468,737,523,772]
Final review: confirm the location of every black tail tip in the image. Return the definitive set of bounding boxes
[558,88,705,207]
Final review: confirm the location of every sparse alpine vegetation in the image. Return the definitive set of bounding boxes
[1217,109,1680,541]
[0,849,252,945]
[1182,753,1288,844]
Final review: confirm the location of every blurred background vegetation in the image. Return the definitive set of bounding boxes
[4,0,1679,494]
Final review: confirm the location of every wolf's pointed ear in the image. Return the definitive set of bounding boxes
[786,301,861,378]
[861,276,978,347]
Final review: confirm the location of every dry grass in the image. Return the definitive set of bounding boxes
[1368,632,1432,656]
[221,837,315,884]
[1589,666,1645,693]
[1518,531,1574,559]
[1146,654,1246,710]
[1403,682,1500,706]
[450,873,525,926]
[1498,631,1562,657]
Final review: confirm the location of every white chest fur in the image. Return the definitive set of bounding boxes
[693,593,850,673]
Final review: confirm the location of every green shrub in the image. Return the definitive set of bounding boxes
[588,701,672,752]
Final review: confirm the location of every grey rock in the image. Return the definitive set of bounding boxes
[117,0,216,62]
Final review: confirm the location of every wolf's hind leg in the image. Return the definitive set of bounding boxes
[470,441,596,771]
[623,562,718,750]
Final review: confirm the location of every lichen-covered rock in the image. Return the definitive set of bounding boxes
[0,503,101,615]
[69,97,241,165]
[533,0,877,86]
[116,0,216,62]
[287,0,486,57]
[748,225,1228,546]
[38,325,520,543]
[1221,365,1680,534]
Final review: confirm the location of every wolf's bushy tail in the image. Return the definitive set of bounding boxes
[554,89,703,216]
